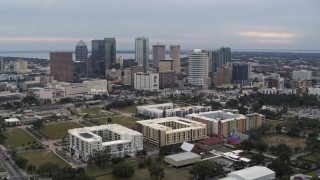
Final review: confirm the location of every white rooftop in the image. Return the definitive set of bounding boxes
[187,110,245,122]
[4,118,20,122]
[181,142,194,152]
[165,152,200,161]
[224,166,275,180]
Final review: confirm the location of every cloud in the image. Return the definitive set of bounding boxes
[0,37,90,43]
[238,31,297,38]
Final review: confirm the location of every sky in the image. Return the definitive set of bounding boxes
[0,0,319,51]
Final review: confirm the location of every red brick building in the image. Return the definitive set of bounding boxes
[50,52,73,82]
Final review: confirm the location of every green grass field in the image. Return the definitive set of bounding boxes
[16,150,68,169]
[263,134,306,149]
[39,122,83,140]
[3,128,38,149]
[86,158,193,180]
[96,116,139,129]
[301,153,320,163]
[116,105,138,114]
[73,107,113,118]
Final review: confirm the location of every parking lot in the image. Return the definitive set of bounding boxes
[210,156,235,171]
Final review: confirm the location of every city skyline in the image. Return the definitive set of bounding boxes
[0,0,319,51]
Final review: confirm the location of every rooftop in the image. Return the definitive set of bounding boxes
[187,110,245,122]
[165,152,200,161]
[4,118,20,122]
[227,166,275,179]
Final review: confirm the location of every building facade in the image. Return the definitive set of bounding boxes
[136,103,212,119]
[208,47,231,75]
[188,49,209,87]
[75,40,88,77]
[152,43,165,68]
[135,117,207,147]
[186,111,265,137]
[92,38,116,76]
[134,72,159,90]
[213,66,232,86]
[169,45,180,73]
[292,70,312,81]
[232,62,251,86]
[135,37,149,73]
[69,124,143,162]
[159,70,176,89]
[50,52,73,82]
[14,59,29,73]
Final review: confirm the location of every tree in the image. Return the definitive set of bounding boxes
[251,103,261,112]
[112,162,135,178]
[32,120,44,129]
[251,153,265,165]
[36,162,59,177]
[254,141,268,151]
[111,157,124,165]
[226,99,239,109]
[234,160,247,170]
[13,156,28,169]
[275,124,283,133]
[148,163,165,180]
[139,161,145,168]
[144,157,152,166]
[0,133,7,144]
[107,117,112,123]
[159,145,172,156]
[189,161,223,180]
[238,140,254,153]
[268,158,293,178]
[27,164,36,174]
[87,149,111,167]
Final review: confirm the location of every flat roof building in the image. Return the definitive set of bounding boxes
[186,111,265,137]
[165,152,201,167]
[69,124,143,162]
[135,117,207,147]
[220,166,275,180]
[4,118,20,127]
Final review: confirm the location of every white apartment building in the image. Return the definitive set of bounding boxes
[69,124,143,162]
[134,72,159,90]
[136,103,212,119]
[292,70,312,81]
[83,79,108,95]
[188,49,209,87]
[308,87,320,95]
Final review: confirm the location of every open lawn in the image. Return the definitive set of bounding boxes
[116,105,138,114]
[265,119,285,127]
[16,150,68,169]
[79,107,113,118]
[301,153,320,163]
[39,122,83,140]
[87,158,193,180]
[263,134,306,149]
[217,147,234,153]
[3,128,38,149]
[95,116,139,129]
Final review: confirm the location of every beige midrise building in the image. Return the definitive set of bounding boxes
[135,117,207,147]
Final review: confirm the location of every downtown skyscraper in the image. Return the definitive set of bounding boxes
[75,40,88,79]
[92,38,116,76]
[188,49,209,88]
[169,45,180,73]
[208,47,231,74]
[152,43,165,68]
[135,37,149,73]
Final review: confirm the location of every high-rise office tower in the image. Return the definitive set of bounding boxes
[152,43,165,68]
[75,40,88,78]
[188,49,209,87]
[208,47,231,76]
[0,56,4,72]
[232,62,251,86]
[92,38,116,76]
[50,52,73,82]
[169,45,180,73]
[135,37,149,73]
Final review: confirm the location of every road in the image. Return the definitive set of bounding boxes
[0,146,29,180]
